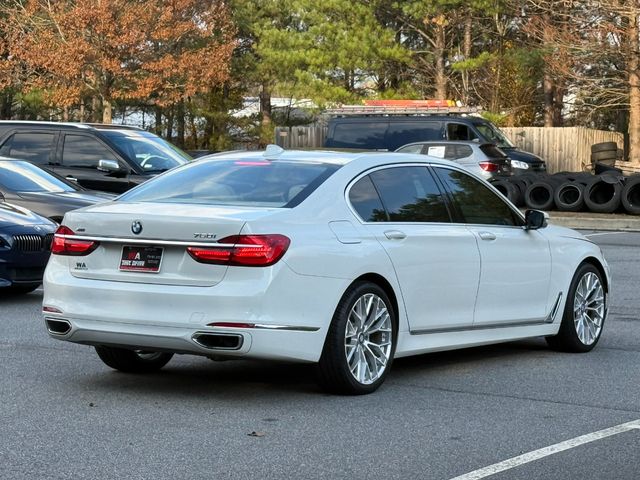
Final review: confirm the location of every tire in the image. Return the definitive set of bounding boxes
[546,263,606,352]
[594,162,623,175]
[524,180,557,210]
[95,346,173,373]
[491,179,522,206]
[584,175,623,213]
[554,181,585,212]
[621,175,640,215]
[591,150,617,162]
[590,142,618,153]
[318,281,396,395]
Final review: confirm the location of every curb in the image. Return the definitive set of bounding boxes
[547,212,640,232]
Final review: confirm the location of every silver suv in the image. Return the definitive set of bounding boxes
[395,141,513,180]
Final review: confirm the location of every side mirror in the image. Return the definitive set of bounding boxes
[98,159,121,173]
[524,209,548,230]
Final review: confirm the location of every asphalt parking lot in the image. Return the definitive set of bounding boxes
[1,230,639,480]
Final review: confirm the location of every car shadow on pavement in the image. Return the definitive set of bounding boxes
[75,339,552,398]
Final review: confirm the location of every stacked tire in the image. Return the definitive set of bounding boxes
[490,172,640,215]
[591,142,618,166]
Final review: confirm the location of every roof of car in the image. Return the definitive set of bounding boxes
[399,140,493,147]
[198,146,464,169]
[0,120,143,132]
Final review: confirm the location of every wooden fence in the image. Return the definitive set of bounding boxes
[274,125,624,173]
[500,127,623,173]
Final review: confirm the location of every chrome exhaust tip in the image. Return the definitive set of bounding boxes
[192,332,243,350]
[45,318,72,336]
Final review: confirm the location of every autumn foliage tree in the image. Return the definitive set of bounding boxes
[1,0,235,123]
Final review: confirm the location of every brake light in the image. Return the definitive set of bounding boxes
[51,225,99,256]
[479,162,499,172]
[187,234,290,267]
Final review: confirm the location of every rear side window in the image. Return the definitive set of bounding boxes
[349,175,387,222]
[329,122,388,149]
[434,167,521,226]
[62,134,119,168]
[396,144,424,154]
[425,144,473,160]
[447,123,479,141]
[1,132,56,164]
[386,122,441,149]
[369,166,450,223]
[119,159,341,207]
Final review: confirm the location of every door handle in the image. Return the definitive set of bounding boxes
[66,176,79,182]
[478,231,496,241]
[384,230,406,240]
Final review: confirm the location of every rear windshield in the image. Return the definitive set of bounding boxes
[0,161,75,193]
[479,144,507,158]
[118,158,341,207]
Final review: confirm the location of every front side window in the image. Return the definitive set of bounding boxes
[119,158,341,207]
[434,167,522,226]
[369,166,450,223]
[62,135,119,169]
[3,132,56,165]
[101,131,190,172]
[474,122,514,149]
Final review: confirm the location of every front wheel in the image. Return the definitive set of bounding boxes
[318,282,396,395]
[546,263,606,352]
[95,346,173,373]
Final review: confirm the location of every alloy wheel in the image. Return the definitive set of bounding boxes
[344,293,392,385]
[573,272,605,345]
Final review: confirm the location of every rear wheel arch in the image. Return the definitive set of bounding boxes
[352,273,400,330]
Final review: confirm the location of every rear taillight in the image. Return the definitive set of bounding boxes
[51,225,99,256]
[187,234,290,267]
[479,162,500,172]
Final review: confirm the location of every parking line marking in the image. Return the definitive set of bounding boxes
[448,419,640,480]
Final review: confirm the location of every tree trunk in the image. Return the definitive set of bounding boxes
[176,100,185,148]
[91,96,100,122]
[102,99,112,124]
[166,107,174,142]
[1,91,12,119]
[260,83,272,126]
[543,73,555,127]
[155,106,163,136]
[628,9,640,165]
[434,23,447,100]
[462,14,472,104]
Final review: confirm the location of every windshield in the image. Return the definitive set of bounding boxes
[119,158,341,207]
[474,122,514,149]
[0,161,75,193]
[101,131,191,173]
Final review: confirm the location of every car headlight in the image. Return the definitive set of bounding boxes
[510,160,529,169]
[0,235,8,249]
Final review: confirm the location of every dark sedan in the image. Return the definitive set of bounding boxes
[0,202,56,294]
[0,159,115,223]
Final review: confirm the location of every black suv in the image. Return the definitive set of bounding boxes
[0,122,190,193]
[324,115,546,173]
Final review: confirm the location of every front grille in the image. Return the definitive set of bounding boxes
[12,234,53,253]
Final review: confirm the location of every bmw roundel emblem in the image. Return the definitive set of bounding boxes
[131,220,143,235]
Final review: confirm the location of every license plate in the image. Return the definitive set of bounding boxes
[119,246,163,273]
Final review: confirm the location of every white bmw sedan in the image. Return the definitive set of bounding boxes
[43,147,610,394]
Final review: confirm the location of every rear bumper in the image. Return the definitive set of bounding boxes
[43,256,348,362]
